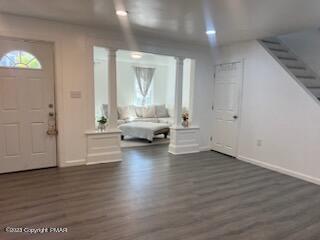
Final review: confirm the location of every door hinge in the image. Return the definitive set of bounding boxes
[213,73,216,79]
[212,105,214,111]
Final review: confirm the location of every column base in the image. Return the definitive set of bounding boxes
[85,129,122,165]
[168,126,200,155]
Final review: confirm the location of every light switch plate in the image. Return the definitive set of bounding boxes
[70,91,82,99]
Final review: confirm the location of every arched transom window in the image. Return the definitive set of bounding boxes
[0,50,42,69]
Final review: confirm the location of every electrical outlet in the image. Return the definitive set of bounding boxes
[257,140,262,147]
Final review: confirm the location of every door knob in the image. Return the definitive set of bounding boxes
[233,115,238,120]
[47,128,58,136]
[47,112,57,136]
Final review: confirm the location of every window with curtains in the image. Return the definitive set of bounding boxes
[133,66,155,106]
[135,80,153,106]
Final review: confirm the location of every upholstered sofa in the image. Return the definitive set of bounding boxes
[102,104,173,126]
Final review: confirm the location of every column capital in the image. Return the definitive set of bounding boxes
[108,48,118,57]
[175,56,185,63]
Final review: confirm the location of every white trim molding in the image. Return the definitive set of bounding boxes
[200,146,211,152]
[169,126,200,155]
[238,155,320,186]
[60,159,87,168]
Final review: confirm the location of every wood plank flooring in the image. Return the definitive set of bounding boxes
[1,145,320,240]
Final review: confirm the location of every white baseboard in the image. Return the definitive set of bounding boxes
[200,146,211,152]
[87,151,122,165]
[238,155,320,186]
[60,158,86,168]
[86,158,121,165]
[169,143,199,155]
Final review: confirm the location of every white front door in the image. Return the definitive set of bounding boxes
[0,37,56,173]
[212,61,243,157]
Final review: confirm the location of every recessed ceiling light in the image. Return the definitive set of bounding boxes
[131,52,143,59]
[116,10,128,16]
[206,30,216,35]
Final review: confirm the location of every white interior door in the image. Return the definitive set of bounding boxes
[212,61,243,157]
[0,37,56,173]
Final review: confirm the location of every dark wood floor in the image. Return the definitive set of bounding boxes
[1,145,320,240]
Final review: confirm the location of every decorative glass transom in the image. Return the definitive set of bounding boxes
[0,50,42,69]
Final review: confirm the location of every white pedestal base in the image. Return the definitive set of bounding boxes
[85,129,122,165]
[169,126,200,155]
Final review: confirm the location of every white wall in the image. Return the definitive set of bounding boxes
[153,65,173,106]
[0,13,214,167]
[215,40,320,184]
[280,29,320,76]
[117,61,136,106]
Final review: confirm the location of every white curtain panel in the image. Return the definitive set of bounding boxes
[134,67,155,105]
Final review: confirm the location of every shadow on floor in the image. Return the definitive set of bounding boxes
[121,136,170,148]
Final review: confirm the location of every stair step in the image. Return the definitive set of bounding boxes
[279,56,298,61]
[290,69,311,78]
[282,60,305,68]
[287,66,306,70]
[296,75,316,79]
[269,48,289,53]
[273,51,295,59]
[264,43,284,50]
[262,39,281,45]
[308,87,320,98]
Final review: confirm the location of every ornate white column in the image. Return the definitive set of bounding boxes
[173,56,184,127]
[169,56,200,155]
[85,47,122,165]
[108,48,118,130]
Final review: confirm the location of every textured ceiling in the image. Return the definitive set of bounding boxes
[1,0,320,46]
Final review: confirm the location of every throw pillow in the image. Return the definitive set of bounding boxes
[142,105,157,118]
[155,105,169,118]
[118,106,137,120]
[135,106,144,118]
